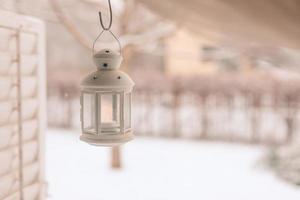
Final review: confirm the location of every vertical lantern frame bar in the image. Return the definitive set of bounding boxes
[123,92,132,132]
[112,94,118,124]
[95,93,99,135]
[97,92,102,135]
[120,91,125,134]
[91,93,96,133]
[81,92,85,132]
[80,93,83,133]
[129,92,132,130]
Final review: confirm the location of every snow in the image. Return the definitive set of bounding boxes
[46,129,300,200]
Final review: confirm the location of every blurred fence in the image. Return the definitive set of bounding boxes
[48,73,300,145]
[132,92,290,144]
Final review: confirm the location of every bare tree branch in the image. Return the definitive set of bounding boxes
[50,0,91,50]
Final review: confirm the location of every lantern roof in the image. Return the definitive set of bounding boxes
[93,49,122,70]
[81,69,134,89]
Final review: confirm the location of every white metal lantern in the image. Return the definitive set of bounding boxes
[80,49,134,146]
[80,5,134,146]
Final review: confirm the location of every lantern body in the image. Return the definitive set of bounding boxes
[80,49,134,146]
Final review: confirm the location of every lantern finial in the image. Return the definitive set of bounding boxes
[93,49,122,70]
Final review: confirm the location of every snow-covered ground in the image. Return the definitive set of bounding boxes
[46,129,300,200]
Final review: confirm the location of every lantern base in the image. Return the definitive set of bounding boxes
[80,131,134,147]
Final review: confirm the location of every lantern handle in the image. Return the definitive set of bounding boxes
[92,0,122,56]
[92,29,122,56]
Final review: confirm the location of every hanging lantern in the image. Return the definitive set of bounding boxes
[80,3,134,146]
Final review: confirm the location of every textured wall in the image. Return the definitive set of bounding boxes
[0,10,46,200]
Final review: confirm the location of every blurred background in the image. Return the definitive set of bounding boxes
[1,0,300,200]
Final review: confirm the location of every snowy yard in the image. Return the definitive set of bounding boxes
[46,129,300,200]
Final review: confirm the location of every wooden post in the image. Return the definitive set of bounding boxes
[111,146,122,168]
[199,95,209,139]
[172,82,181,137]
[250,94,262,143]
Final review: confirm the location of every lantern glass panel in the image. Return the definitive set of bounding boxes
[124,93,131,129]
[99,94,120,128]
[83,93,96,134]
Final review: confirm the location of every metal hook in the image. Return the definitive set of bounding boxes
[92,0,122,56]
[99,0,112,30]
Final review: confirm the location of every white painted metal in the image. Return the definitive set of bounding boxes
[93,49,122,70]
[80,49,134,146]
